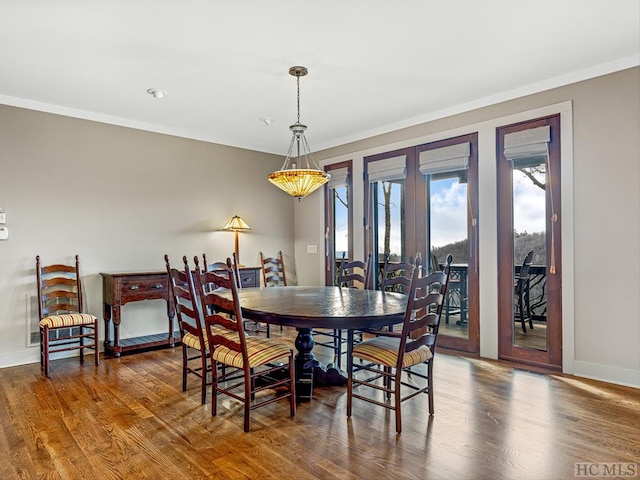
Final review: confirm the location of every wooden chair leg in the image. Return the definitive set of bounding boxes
[394,370,402,434]
[289,356,296,418]
[244,370,252,432]
[94,320,100,366]
[182,346,188,392]
[336,329,342,369]
[346,331,354,418]
[41,326,50,377]
[79,326,85,364]
[428,362,435,415]
[211,362,219,417]
[200,352,208,405]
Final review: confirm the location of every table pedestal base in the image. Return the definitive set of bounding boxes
[294,328,316,402]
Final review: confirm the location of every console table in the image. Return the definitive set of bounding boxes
[100,267,261,357]
[100,271,175,357]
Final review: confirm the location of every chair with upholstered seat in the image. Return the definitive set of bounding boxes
[36,255,99,377]
[514,249,534,332]
[347,254,452,434]
[192,257,296,432]
[314,252,372,369]
[165,254,211,404]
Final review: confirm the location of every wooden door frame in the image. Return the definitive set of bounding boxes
[496,114,563,370]
[415,133,479,353]
[324,160,353,286]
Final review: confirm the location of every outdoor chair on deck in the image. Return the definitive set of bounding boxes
[37,255,99,377]
[347,254,452,434]
[514,249,534,332]
[314,252,372,369]
[193,257,296,432]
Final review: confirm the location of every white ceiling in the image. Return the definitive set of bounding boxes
[1,1,638,156]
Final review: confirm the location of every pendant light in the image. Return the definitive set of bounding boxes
[267,66,330,199]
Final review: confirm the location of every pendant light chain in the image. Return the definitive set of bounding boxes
[296,74,301,125]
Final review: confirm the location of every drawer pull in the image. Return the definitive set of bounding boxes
[154,284,164,289]
[129,285,139,290]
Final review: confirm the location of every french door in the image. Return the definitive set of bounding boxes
[364,134,479,353]
[496,115,562,370]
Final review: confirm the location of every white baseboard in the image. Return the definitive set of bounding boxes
[573,360,640,389]
[0,348,39,369]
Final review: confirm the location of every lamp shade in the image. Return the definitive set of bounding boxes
[222,215,251,231]
[268,168,329,199]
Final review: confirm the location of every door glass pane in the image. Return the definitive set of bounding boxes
[512,157,547,351]
[427,171,468,340]
[374,180,405,288]
[333,185,349,285]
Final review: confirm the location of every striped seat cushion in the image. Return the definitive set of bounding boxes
[39,313,97,328]
[182,331,206,350]
[352,335,432,368]
[182,326,239,351]
[212,337,292,369]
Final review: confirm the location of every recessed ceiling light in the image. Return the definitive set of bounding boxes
[146,88,165,99]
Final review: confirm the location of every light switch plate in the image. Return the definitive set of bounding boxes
[307,244,318,254]
[0,212,6,224]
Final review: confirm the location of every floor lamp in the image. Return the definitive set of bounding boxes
[222,215,251,266]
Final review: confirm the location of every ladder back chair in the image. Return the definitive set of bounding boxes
[347,253,453,434]
[259,250,287,287]
[165,254,211,404]
[36,255,99,377]
[314,252,372,369]
[192,257,296,432]
[380,254,416,294]
[259,250,287,336]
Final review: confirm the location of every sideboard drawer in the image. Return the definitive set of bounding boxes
[238,269,258,288]
[120,277,168,303]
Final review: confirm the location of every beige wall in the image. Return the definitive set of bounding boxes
[0,106,293,366]
[295,67,640,387]
[1,68,638,388]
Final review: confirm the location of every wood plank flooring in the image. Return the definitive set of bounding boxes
[0,329,638,480]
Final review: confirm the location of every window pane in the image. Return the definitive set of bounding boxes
[376,180,404,258]
[428,171,468,340]
[512,158,548,351]
[334,185,349,259]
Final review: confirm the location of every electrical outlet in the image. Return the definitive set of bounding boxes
[0,212,5,224]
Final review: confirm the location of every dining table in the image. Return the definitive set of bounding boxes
[220,285,408,402]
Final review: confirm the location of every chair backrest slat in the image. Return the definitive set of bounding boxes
[36,255,83,319]
[380,254,416,294]
[165,254,205,341]
[397,253,453,366]
[193,257,247,355]
[338,252,372,289]
[260,250,287,287]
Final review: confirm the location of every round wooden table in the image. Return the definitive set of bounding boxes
[226,286,408,401]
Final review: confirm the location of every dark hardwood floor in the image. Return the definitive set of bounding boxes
[0,328,638,480]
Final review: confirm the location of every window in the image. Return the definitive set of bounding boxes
[324,161,352,286]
